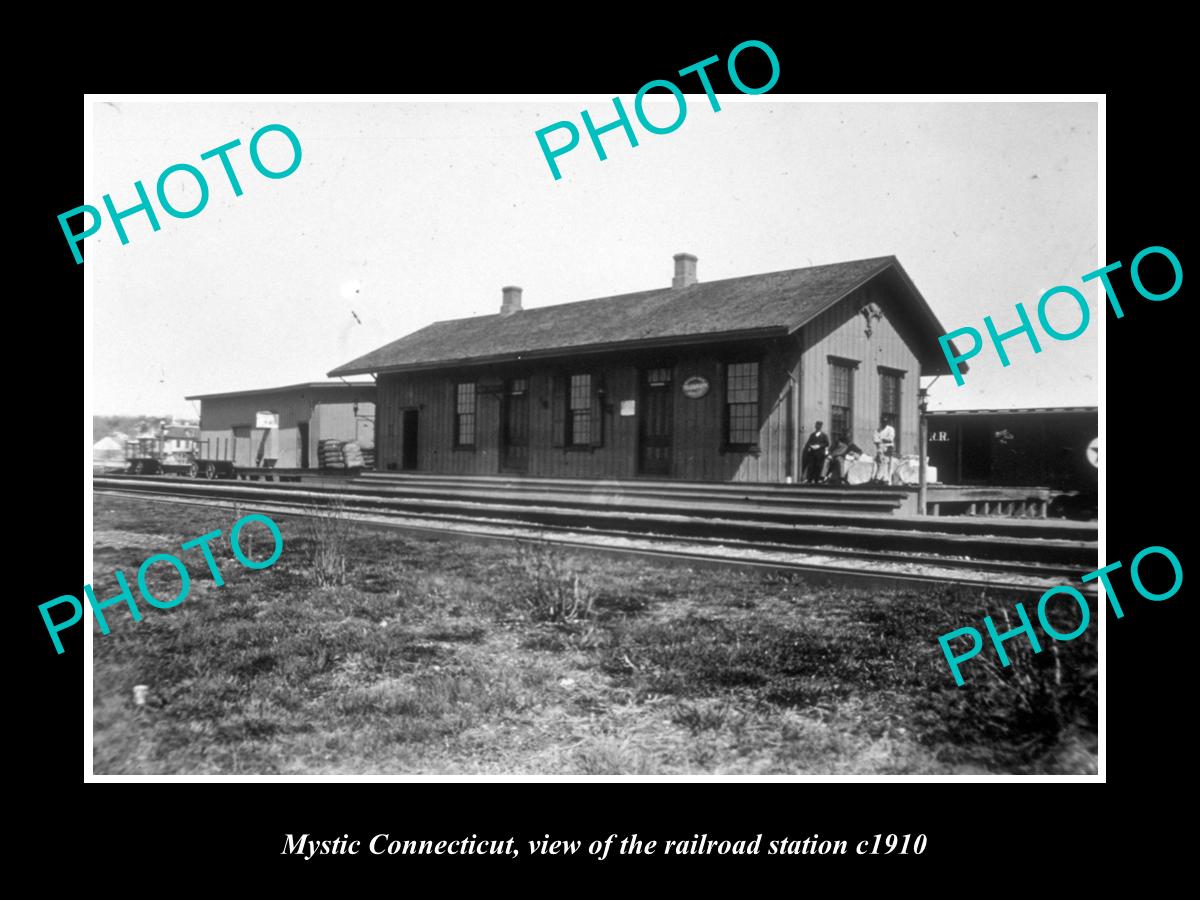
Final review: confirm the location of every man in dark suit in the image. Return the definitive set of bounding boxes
[802,422,830,483]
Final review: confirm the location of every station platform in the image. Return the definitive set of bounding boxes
[921,485,1058,518]
[356,473,1095,536]
[97,471,1098,569]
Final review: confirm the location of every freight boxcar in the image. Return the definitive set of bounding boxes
[925,406,1098,517]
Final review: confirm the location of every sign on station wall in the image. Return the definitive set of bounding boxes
[682,376,710,399]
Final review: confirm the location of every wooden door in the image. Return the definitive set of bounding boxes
[298,422,310,468]
[232,426,252,466]
[639,367,673,476]
[251,428,270,466]
[500,378,530,472]
[401,409,419,470]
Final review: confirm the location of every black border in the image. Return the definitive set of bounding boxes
[23,22,1189,887]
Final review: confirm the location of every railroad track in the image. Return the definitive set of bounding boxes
[94,476,1097,595]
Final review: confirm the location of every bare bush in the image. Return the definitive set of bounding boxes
[929,605,1096,768]
[673,700,744,735]
[302,498,354,587]
[511,541,597,623]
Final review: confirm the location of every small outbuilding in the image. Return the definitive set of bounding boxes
[186,381,376,470]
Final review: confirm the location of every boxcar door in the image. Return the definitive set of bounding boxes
[500,378,530,473]
[960,421,992,483]
[639,367,673,476]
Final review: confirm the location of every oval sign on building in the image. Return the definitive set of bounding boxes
[682,376,710,399]
[1087,437,1098,468]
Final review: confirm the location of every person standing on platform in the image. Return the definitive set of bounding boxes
[872,417,896,483]
[802,422,830,483]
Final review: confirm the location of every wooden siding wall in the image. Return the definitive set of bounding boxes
[376,340,801,482]
[797,283,921,456]
[198,393,306,466]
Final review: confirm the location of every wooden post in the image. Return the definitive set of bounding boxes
[791,354,803,484]
[917,386,929,515]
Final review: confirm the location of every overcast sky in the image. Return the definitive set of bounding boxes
[90,99,1098,419]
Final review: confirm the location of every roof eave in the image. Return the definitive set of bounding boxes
[327,326,790,378]
[185,381,376,401]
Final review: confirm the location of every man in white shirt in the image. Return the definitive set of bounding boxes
[872,417,896,483]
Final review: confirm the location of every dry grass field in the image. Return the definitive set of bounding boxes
[92,494,1097,775]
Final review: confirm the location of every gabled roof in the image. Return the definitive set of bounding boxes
[328,256,959,377]
[186,380,376,401]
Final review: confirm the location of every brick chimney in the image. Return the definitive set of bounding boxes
[672,253,698,288]
[501,285,522,316]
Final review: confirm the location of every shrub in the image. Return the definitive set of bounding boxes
[301,499,354,587]
[918,603,1097,771]
[510,542,597,623]
[673,701,743,735]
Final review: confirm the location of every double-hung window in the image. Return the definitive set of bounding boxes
[830,360,855,444]
[568,374,592,446]
[454,382,476,447]
[879,368,903,451]
[725,362,760,448]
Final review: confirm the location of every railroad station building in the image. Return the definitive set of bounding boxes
[186,381,376,469]
[328,254,957,482]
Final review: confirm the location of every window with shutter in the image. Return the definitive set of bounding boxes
[589,372,604,447]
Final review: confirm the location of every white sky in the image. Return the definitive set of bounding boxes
[91,99,1098,418]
